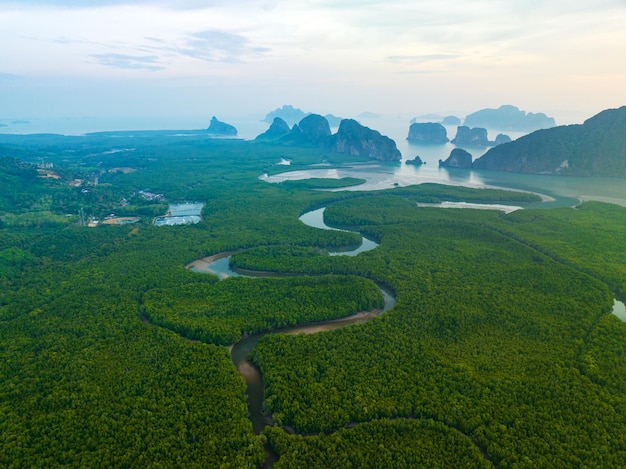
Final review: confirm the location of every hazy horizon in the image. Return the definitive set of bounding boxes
[1,1,625,127]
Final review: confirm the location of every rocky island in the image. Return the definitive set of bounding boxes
[406,122,449,144]
[206,116,237,136]
[330,119,401,161]
[451,126,512,148]
[255,117,291,141]
[451,126,490,147]
[439,148,473,168]
[256,114,401,162]
[405,155,424,165]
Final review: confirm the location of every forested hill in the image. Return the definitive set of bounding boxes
[0,156,36,180]
[472,106,626,176]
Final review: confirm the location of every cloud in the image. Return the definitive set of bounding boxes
[175,30,270,63]
[0,0,276,11]
[0,0,253,9]
[387,54,460,63]
[44,27,270,73]
[85,30,271,68]
[90,53,165,71]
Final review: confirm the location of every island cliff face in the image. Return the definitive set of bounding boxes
[439,148,473,169]
[255,115,402,162]
[330,119,401,162]
[452,125,511,148]
[472,106,626,177]
[206,116,237,136]
[407,122,448,144]
[291,114,332,145]
[255,117,290,141]
[451,126,512,148]
[451,126,490,147]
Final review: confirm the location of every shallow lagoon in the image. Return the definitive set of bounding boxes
[613,299,626,321]
[154,202,204,226]
[263,161,626,208]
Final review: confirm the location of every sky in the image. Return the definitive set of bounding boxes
[1,0,626,128]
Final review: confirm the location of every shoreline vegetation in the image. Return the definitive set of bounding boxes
[1,132,626,467]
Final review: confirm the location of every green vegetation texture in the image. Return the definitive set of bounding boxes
[143,275,383,346]
[278,177,366,189]
[1,131,625,467]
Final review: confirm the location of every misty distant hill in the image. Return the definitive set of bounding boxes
[263,105,343,127]
[263,105,308,126]
[409,115,461,126]
[472,106,626,177]
[464,105,556,132]
[356,112,381,119]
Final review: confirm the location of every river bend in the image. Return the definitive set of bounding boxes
[187,206,395,436]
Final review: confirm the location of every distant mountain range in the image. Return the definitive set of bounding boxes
[473,106,626,177]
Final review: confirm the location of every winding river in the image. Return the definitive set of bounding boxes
[185,200,624,468]
[187,206,396,437]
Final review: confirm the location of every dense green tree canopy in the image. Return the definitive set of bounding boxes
[1,131,625,467]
